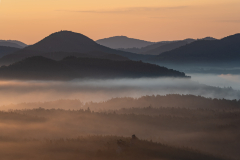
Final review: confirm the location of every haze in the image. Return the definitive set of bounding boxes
[0,77,240,109]
[0,0,240,44]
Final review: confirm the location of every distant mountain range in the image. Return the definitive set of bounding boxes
[148,33,240,65]
[117,37,216,55]
[0,31,151,65]
[0,56,187,80]
[96,36,155,49]
[1,30,240,77]
[0,40,27,48]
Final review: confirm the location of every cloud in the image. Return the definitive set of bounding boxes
[56,6,188,14]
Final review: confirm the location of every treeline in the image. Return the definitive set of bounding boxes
[0,107,239,159]
[3,94,240,111]
[84,94,240,111]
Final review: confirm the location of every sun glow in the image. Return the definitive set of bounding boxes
[0,0,239,44]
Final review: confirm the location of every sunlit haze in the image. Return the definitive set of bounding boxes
[0,0,240,44]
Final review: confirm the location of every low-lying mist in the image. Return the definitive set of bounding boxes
[0,106,239,159]
[0,77,240,106]
[190,74,240,90]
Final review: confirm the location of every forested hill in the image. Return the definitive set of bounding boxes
[0,56,188,80]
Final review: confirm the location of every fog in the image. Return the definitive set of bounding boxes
[0,75,240,159]
[0,106,239,159]
[190,74,240,90]
[0,76,240,106]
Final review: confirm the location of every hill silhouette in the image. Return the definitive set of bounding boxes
[117,41,171,54]
[96,36,155,49]
[149,33,240,65]
[0,31,150,65]
[0,56,187,80]
[142,38,195,55]
[0,46,19,58]
[118,37,216,55]
[0,40,27,48]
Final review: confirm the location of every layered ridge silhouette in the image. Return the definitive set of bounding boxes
[149,33,240,65]
[117,37,215,55]
[0,31,150,66]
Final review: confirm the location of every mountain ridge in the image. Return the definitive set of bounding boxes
[117,37,216,55]
[148,33,240,64]
[0,31,151,65]
[96,36,155,49]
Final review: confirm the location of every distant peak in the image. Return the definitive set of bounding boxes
[201,37,217,40]
[105,36,129,39]
[25,30,98,53]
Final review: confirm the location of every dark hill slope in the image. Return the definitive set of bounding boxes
[0,46,19,58]
[150,33,240,64]
[0,50,129,65]
[118,37,215,55]
[117,41,171,54]
[143,39,195,55]
[0,56,187,80]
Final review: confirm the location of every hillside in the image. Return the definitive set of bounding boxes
[0,135,225,160]
[117,41,172,54]
[149,33,240,64]
[0,46,20,58]
[143,39,195,55]
[0,31,150,65]
[117,37,215,55]
[96,36,155,49]
[0,106,237,159]
[0,56,187,80]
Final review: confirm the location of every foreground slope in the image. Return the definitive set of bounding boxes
[0,135,225,160]
[0,31,149,65]
[0,56,187,80]
[0,106,236,160]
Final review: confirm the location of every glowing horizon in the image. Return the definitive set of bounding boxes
[0,0,240,44]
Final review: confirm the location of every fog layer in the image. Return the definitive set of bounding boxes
[190,74,240,90]
[0,77,240,106]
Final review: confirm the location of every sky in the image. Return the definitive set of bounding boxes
[0,0,240,44]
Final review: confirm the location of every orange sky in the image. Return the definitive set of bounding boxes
[0,0,240,44]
